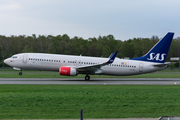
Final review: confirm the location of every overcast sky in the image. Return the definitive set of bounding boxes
[0,0,180,40]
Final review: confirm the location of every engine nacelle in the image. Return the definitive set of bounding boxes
[59,67,77,76]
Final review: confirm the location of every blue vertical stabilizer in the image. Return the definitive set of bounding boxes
[130,32,174,63]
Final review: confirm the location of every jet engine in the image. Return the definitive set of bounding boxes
[59,67,77,76]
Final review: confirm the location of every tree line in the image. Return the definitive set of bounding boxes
[0,34,180,67]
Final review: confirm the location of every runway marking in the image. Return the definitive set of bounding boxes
[1,78,180,85]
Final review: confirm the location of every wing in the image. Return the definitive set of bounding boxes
[76,51,118,74]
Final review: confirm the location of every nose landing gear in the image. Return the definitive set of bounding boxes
[19,71,22,76]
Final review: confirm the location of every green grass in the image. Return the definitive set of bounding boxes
[0,68,180,78]
[1,71,180,78]
[0,85,180,119]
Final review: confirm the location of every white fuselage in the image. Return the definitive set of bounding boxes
[4,53,165,76]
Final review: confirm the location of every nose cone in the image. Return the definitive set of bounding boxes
[4,58,10,65]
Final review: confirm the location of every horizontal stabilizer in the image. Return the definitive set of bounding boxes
[153,62,175,67]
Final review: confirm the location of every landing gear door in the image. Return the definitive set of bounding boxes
[139,63,143,72]
[23,54,28,63]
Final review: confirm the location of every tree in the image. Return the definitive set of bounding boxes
[102,45,111,57]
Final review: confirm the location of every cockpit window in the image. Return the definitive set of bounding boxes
[11,56,17,59]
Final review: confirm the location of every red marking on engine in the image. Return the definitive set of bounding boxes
[60,67,71,76]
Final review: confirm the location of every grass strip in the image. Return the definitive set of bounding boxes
[0,85,180,119]
[0,68,180,78]
[0,72,180,78]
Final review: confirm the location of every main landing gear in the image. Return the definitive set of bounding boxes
[85,75,90,81]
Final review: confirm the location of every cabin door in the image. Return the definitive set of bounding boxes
[23,54,27,63]
[139,63,143,72]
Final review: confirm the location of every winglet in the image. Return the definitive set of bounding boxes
[107,51,118,63]
[109,52,114,58]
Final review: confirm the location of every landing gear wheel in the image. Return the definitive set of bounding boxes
[19,72,22,76]
[85,75,90,81]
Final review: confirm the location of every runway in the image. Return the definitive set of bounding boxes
[0,78,180,85]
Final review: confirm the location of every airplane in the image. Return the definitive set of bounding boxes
[4,32,174,80]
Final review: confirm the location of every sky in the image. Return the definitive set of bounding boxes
[0,0,180,40]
